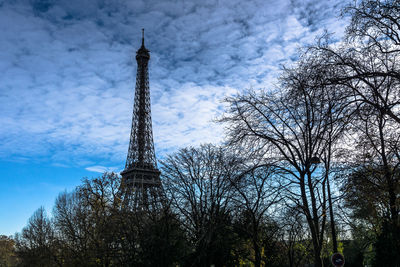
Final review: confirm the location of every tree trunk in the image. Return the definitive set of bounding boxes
[253,240,261,267]
[252,217,261,267]
[300,175,324,267]
[313,248,323,267]
[326,177,338,253]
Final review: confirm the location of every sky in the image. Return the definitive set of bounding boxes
[0,0,348,235]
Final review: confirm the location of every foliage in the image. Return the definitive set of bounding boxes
[0,235,17,267]
[372,220,400,267]
[13,173,191,267]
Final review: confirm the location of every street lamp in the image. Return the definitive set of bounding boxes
[310,156,321,165]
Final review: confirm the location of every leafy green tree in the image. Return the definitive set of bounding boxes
[135,207,190,267]
[342,166,400,266]
[279,208,314,267]
[0,235,17,267]
[373,221,400,267]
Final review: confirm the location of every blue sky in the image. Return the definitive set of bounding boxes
[0,0,348,235]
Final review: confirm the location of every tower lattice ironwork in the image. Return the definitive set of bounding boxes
[120,29,162,208]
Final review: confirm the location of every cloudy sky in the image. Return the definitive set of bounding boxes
[0,0,348,235]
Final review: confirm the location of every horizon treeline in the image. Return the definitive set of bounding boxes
[2,0,400,266]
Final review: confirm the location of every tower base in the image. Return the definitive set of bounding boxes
[120,167,164,211]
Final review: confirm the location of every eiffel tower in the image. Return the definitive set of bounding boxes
[120,29,162,209]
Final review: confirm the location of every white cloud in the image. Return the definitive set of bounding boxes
[0,0,349,168]
[85,165,120,173]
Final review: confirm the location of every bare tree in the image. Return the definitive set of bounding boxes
[52,173,122,266]
[308,0,400,230]
[52,190,91,265]
[345,0,400,54]
[353,102,400,222]
[220,55,349,266]
[15,207,58,267]
[229,165,281,267]
[161,144,241,266]
[310,0,400,126]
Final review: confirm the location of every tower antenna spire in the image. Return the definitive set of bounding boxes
[142,28,145,46]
